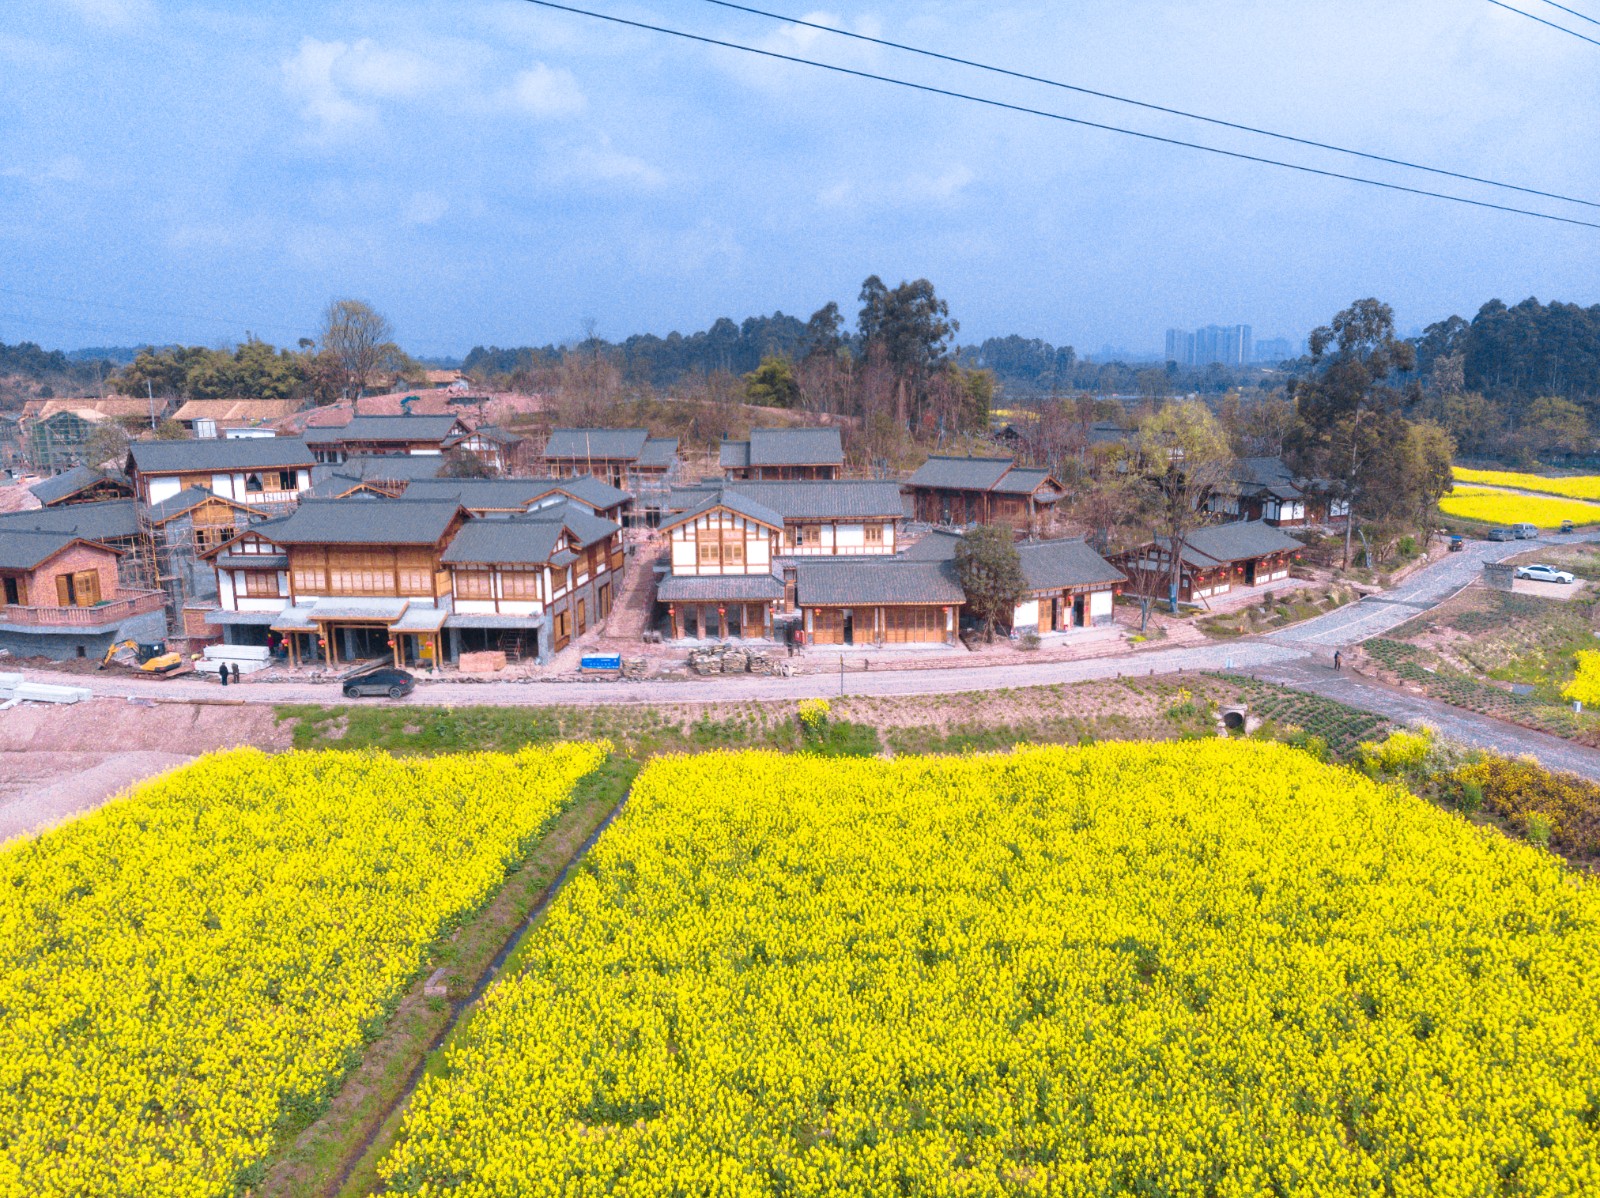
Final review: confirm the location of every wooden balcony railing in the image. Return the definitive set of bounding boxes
[0,589,166,627]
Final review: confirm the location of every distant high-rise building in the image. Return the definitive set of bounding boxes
[1165,324,1251,366]
[1253,337,1295,363]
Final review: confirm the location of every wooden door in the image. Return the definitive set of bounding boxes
[577,599,587,635]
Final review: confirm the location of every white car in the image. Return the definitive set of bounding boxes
[1515,564,1576,584]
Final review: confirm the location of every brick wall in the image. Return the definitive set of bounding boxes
[21,542,122,607]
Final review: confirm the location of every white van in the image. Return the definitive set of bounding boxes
[1513,523,1539,540]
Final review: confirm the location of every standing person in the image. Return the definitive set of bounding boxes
[1333,649,1343,672]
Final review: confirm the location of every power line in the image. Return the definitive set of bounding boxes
[515,0,1600,231]
[0,285,312,344]
[1528,0,1600,28]
[691,0,1600,211]
[1483,0,1600,47]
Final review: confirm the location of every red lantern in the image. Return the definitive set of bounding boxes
[717,605,726,615]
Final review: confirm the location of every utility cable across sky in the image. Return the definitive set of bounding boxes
[690,0,1600,211]
[514,0,1600,232]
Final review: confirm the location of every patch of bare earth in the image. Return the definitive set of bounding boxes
[0,698,290,841]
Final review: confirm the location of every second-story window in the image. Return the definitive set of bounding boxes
[241,570,282,598]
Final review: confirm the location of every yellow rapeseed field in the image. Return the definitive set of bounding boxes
[382,742,1600,1197]
[1452,467,1600,502]
[0,742,604,1198]
[1439,485,1600,528]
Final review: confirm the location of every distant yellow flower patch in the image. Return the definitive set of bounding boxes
[1453,467,1600,501]
[1440,485,1600,528]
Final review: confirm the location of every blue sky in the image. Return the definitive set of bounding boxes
[4,0,1600,357]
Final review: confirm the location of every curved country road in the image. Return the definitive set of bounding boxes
[12,532,1600,778]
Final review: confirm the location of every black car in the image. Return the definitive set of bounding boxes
[342,668,416,699]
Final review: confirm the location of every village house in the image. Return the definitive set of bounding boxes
[441,425,525,474]
[303,414,470,463]
[905,529,1125,634]
[24,409,109,472]
[656,490,786,641]
[0,528,166,660]
[794,558,963,646]
[1206,457,1351,527]
[406,476,632,525]
[441,502,622,661]
[1117,520,1304,603]
[666,480,903,556]
[720,427,843,481]
[305,455,450,499]
[0,500,144,586]
[204,496,622,667]
[171,399,304,439]
[127,438,315,509]
[904,455,1064,534]
[543,428,680,491]
[30,465,135,507]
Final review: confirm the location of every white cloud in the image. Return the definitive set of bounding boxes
[404,191,450,226]
[502,63,586,118]
[818,164,976,212]
[57,0,153,30]
[1,155,86,184]
[549,140,666,189]
[282,38,373,138]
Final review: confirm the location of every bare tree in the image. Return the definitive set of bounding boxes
[320,299,395,397]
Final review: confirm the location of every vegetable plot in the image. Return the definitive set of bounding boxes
[0,743,605,1198]
[383,743,1600,1196]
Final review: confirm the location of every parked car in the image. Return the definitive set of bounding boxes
[342,667,416,699]
[1513,523,1540,539]
[1515,564,1576,584]
[1487,528,1517,542]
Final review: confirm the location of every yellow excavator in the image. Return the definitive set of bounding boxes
[98,640,187,675]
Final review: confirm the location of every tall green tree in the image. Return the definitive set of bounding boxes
[856,275,958,429]
[742,355,801,408]
[953,524,1026,643]
[1286,298,1421,567]
[1134,401,1235,611]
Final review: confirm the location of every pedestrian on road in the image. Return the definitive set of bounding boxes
[1333,650,1342,672]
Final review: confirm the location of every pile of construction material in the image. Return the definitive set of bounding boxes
[0,673,92,705]
[621,657,649,679]
[195,645,272,676]
[686,645,787,676]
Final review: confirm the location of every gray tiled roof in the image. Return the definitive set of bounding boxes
[906,456,1014,491]
[1163,520,1303,567]
[255,499,464,545]
[720,480,904,520]
[899,529,964,560]
[128,438,314,473]
[30,465,130,506]
[308,415,463,444]
[991,468,1061,497]
[657,571,785,602]
[1018,539,1125,592]
[0,499,141,541]
[0,528,106,571]
[442,520,562,566]
[443,424,522,448]
[522,475,630,511]
[660,488,785,533]
[796,558,964,606]
[544,428,650,461]
[406,479,559,510]
[746,427,843,467]
[718,439,752,469]
[144,486,242,524]
[637,437,680,469]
